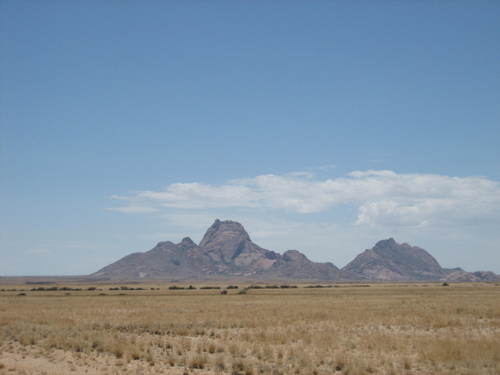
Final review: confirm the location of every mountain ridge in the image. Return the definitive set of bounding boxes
[92,219,499,282]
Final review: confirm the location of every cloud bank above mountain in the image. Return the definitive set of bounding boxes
[109,170,500,229]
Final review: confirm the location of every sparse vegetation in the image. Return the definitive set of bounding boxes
[0,283,499,374]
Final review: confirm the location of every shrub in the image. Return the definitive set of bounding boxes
[169,285,185,290]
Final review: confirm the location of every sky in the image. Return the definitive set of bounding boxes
[1,1,499,275]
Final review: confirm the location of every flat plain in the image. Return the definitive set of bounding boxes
[0,282,499,375]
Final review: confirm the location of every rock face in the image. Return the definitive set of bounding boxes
[198,220,279,275]
[93,220,499,282]
[342,238,500,282]
[92,219,341,281]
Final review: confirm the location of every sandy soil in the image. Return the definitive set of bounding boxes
[0,342,214,375]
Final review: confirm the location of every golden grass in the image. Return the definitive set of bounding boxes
[1,283,499,374]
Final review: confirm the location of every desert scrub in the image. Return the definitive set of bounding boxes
[0,283,499,375]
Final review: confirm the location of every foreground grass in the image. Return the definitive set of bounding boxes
[0,283,499,374]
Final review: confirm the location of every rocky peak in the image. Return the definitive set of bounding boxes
[200,220,251,245]
[155,241,174,248]
[283,250,309,262]
[374,238,397,249]
[180,237,195,246]
[199,219,254,263]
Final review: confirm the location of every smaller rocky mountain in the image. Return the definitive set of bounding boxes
[442,269,500,282]
[92,237,215,280]
[342,238,499,282]
[342,238,444,281]
[261,250,343,281]
[92,219,342,281]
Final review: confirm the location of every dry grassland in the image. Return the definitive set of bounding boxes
[0,283,499,375]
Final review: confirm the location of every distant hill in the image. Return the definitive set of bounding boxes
[92,219,500,282]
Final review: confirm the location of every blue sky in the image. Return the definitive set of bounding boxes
[1,1,499,275]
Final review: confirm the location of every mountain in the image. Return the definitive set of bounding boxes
[342,238,500,282]
[92,219,342,281]
[342,238,444,281]
[92,219,499,282]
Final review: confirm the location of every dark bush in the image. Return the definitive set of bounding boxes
[168,285,185,290]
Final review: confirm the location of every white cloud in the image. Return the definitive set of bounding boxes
[109,170,500,228]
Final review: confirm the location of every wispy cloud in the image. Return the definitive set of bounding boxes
[108,170,500,228]
[107,206,159,213]
[312,164,336,171]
